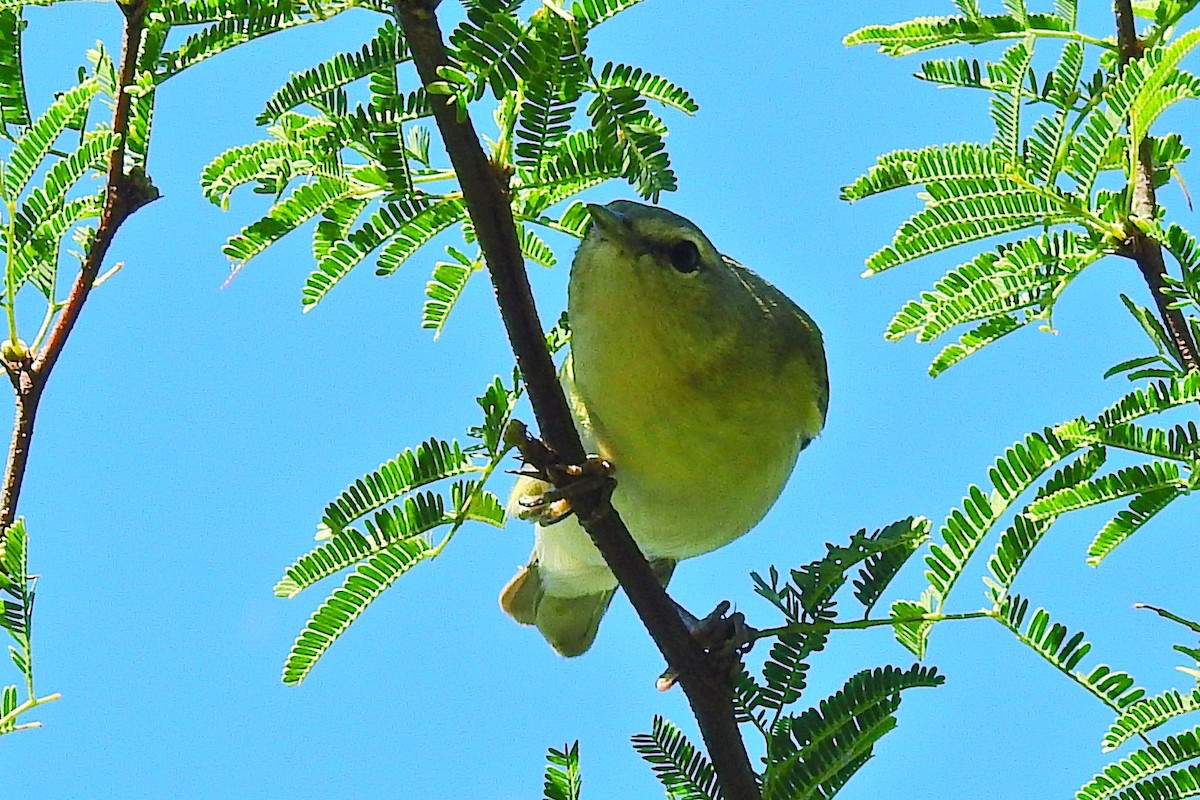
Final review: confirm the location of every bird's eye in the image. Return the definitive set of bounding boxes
[667,240,701,274]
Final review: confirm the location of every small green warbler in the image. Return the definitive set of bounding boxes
[501,200,829,656]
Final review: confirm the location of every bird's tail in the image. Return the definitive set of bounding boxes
[500,563,614,657]
[500,559,676,657]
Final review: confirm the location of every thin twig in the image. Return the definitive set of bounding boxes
[1113,0,1200,373]
[388,3,761,798]
[0,0,158,532]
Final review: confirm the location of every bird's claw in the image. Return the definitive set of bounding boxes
[656,600,757,692]
[505,419,614,525]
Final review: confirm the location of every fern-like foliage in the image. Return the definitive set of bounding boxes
[736,519,934,765]
[1105,689,1200,752]
[277,366,523,681]
[632,716,720,800]
[1078,727,1200,800]
[543,741,582,800]
[206,0,694,322]
[997,595,1145,712]
[762,665,944,800]
[845,5,1200,377]
[848,6,1200,800]
[0,9,28,130]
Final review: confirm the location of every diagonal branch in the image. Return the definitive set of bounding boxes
[0,0,159,530]
[389,2,761,798]
[1113,0,1200,373]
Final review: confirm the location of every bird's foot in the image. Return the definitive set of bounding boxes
[656,600,757,691]
[504,420,614,525]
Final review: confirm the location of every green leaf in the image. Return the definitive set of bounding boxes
[843,142,1011,203]
[923,427,1081,611]
[998,595,1144,711]
[1027,41,1084,181]
[301,196,463,309]
[890,595,937,659]
[281,537,432,685]
[570,0,645,31]
[0,518,32,686]
[1078,726,1200,800]
[764,665,944,800]
[470,373,521,457]
[989,40,1035,158]
[885,231,1102,345]
[853,517,930,615]
[222,176,353,277]
[844,12,1071,56]
[447,2,530,101]
[985,446,1107,596]
[585,86,674,201]
[929,314,1028,376]
[543,741,582,800]
[596,62,697,113]
[1098,373,1200,429]
[0,9,28,128]
[319,438,477,538]
[758,627,825,712]
[278,491,451,598]
[1087,488,1184,566]
[258,22,410,124]
[5,78,99,199]
[374,196,468,276]
[10,193,103,300]
[864,188,1078,275]
[1105,689,1200,752]
[1129,29,1200,151]
[422,247,479,338]
[155,1,338,81]
[1025,461,1186,520]
[1058,419,1200,462]
[632,716,719,800]
[1122,294,1179,364]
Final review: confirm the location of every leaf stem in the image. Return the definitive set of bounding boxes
[0,691,61,734]
[3,196,18,346]
[749,610,995,644]
[1133,602,1200,634]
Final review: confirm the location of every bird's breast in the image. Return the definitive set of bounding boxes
[568,327,813,561]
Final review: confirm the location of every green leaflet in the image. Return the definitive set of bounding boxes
[542,742,582,800]
[1105,689,1200,752]
[223,175,354,276]
[844,11,1073,57]
[998,595,1144,712]
[300,197,449,308]
[281,537,433,685]
[5,78,99,199]
[632,717,719,800]
[1025,460,1187,520]
[258,23,411,124]
[763,665,943,800]
[0,9,28,128]
[922,426,1081,611]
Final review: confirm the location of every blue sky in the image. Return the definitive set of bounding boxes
[7,1,1200,798]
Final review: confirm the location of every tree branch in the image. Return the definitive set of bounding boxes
[389,2,761,797]
[0,0,157,530]
[1113,0,1200,373]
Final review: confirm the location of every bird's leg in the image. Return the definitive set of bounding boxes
[656,600,758,691]
[504,419,614,525]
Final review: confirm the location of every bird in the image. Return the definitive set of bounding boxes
[500,199,828,656]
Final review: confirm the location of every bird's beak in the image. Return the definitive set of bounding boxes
[586,203,631,244]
